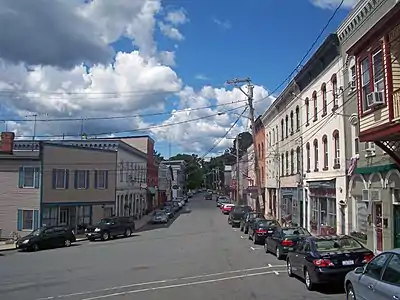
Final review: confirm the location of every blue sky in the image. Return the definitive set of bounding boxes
[0,0,356,158]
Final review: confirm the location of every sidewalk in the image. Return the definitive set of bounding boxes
[0,215,152,253]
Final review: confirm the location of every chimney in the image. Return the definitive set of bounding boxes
[0,132,15,154]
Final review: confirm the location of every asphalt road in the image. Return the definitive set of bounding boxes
[0,194,345,300]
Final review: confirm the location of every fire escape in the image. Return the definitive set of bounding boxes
[375,140,400,167]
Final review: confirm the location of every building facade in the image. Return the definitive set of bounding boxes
[246,144,257,209]
[53,139,149,220]
[0,134,117,238]
[253,116,266,211]
[262,81,303,223]
[339,0,400,251]
[158,162,173,202]
[163,160,186,198]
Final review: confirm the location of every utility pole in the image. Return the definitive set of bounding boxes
[236,135,240,204]
[226,78,262,212]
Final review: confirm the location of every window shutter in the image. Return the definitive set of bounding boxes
[17,209,23,231]
[33,210,39,229]
[105,171,109,189]
[34,167,40,188]
[18,167,25,188]
[52,169,56,189]
[74,170,78,189]
[65,170,69,189]
[94,171,98,189]
[86,170,90,189]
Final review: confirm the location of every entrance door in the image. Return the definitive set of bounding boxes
[373,203,383,252]
[394,205,400,248]
[59,209,69,225]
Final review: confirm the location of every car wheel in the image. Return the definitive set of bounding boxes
[244,228,248,234]
[32,244,39,251]
[286,259,293,277]
[304,269,314,291]
[346,283,356,300]
[276,247,282,260]
[64,239,72,247]
[101,231,110,241]
[124,228,131,237]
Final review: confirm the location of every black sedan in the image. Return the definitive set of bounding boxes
[240,212,265,234]
[228,205,252,227]
[248,219,280,244]
[265,226,311,259]
[286,235,375,290]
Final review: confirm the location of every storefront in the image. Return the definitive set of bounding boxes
[349,164,400,252]
[280,187,302,226]
[306,179,337,236]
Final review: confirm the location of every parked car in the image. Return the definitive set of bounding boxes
[265,226,311,259]
[217,197,231,207]
[248,219,280,244]
[344,249,400,300]
[205,193,213,200]
[228,205,252,227]
[162,206,175,219]
[240,212,265,234]
[151,210,169,224]
[286,235,374,290]
[187,192,193,198]
[85,216,135,241]
[221,204,235,214]
[16,225,76,251]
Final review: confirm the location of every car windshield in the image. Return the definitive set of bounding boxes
[257,220,278,227]
[31,228,45,235]
[154,212,165,216]
[233,206,250,213]
[97,218,114,225]
[315,237,363,252]
[283,228,311,236]
[249,213,263,219]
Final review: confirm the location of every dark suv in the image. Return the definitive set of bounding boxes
[85,216,135,241]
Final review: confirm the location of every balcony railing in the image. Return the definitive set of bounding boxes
[393,88,400,120]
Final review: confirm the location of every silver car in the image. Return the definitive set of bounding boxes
[344,249,400,300]
[152,211,168,224]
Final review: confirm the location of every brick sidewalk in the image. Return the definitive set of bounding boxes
[0,214,152,253]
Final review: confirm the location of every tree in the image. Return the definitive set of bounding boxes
[169,153,204,190]
[153,150,164,164]
[228,132,253,158]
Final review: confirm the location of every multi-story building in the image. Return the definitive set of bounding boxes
[224,165,232,195]
[262,81,303,224]
[253,116,266,211]
[339,0,400,251]
[0,133,116,238]
[294,34,348,235]
[158,162,173,202]
[52,139,149,219]
[163,160,186,198]
[246,144,257,209]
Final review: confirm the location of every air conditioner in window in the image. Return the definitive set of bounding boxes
[365,148,376,157]
[366,91,384,107]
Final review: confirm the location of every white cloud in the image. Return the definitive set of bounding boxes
[0,0,272,155]
[213,18,231,30]
[310,0,359,9]
[158,22,184,41]
[158,8,188,41]
[195,74,210,81]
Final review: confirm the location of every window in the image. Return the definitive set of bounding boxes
[364,141,375,151]
[95,170,109,189]
[322,135,328,169]
[365,253,392,280]
[296,147,301,173]
[258,144,261,158]
[53,169,68,189]
[313,139,319,171]
[306,143,310,172]
[331,74,338,108]
[281,119,284,141]
[382,254,400,285]
[290,111,294,134]
[281,154,284,175]
[350,65,356,89]
[295,106,300,131]
[285,151,289,175]
[290,149,294,174]
[276,125,278,142]
[75,170,89,189]
[360,57,371,111]
[305,98,310,124]
[333,130,340,168]
[373,50,384,93]
[18,167,40,188]
[272,129,275,144]
[119,161,124,182]
[42,207,58,227]
[285,115,289,138]
[17,209,39,231]
[261,167,264,180]
[354,137,359,155]
[261,142,264,159]
[312,91,318,121]
[321,83,327,115]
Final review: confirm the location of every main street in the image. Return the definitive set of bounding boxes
[0,194,344,300]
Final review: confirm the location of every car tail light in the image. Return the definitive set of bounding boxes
[313,259,334,267]
[281,239,295,247]
[363,253,374,263]
[255,229,267,233]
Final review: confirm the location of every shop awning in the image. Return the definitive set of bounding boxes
[354,163,398,175]
[147,187,156,194]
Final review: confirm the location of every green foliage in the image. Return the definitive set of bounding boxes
[169,153,204,190]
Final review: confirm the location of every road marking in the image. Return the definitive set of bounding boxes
[268,263,272,267]
[240,236,245,239]
[80,271,281,300]
[34,265,286,300]
[274,271,279,275]
[234,229,237,232]
[250,246,263,251]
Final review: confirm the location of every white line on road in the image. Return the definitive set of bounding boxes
[81,271,281,300]
[268,263,272,267]
[35,265,286,300]
[250,246,263,251]
[240,236,245,239]
[274,271,279,275]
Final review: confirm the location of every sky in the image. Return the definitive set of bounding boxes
[0,0,359,158]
